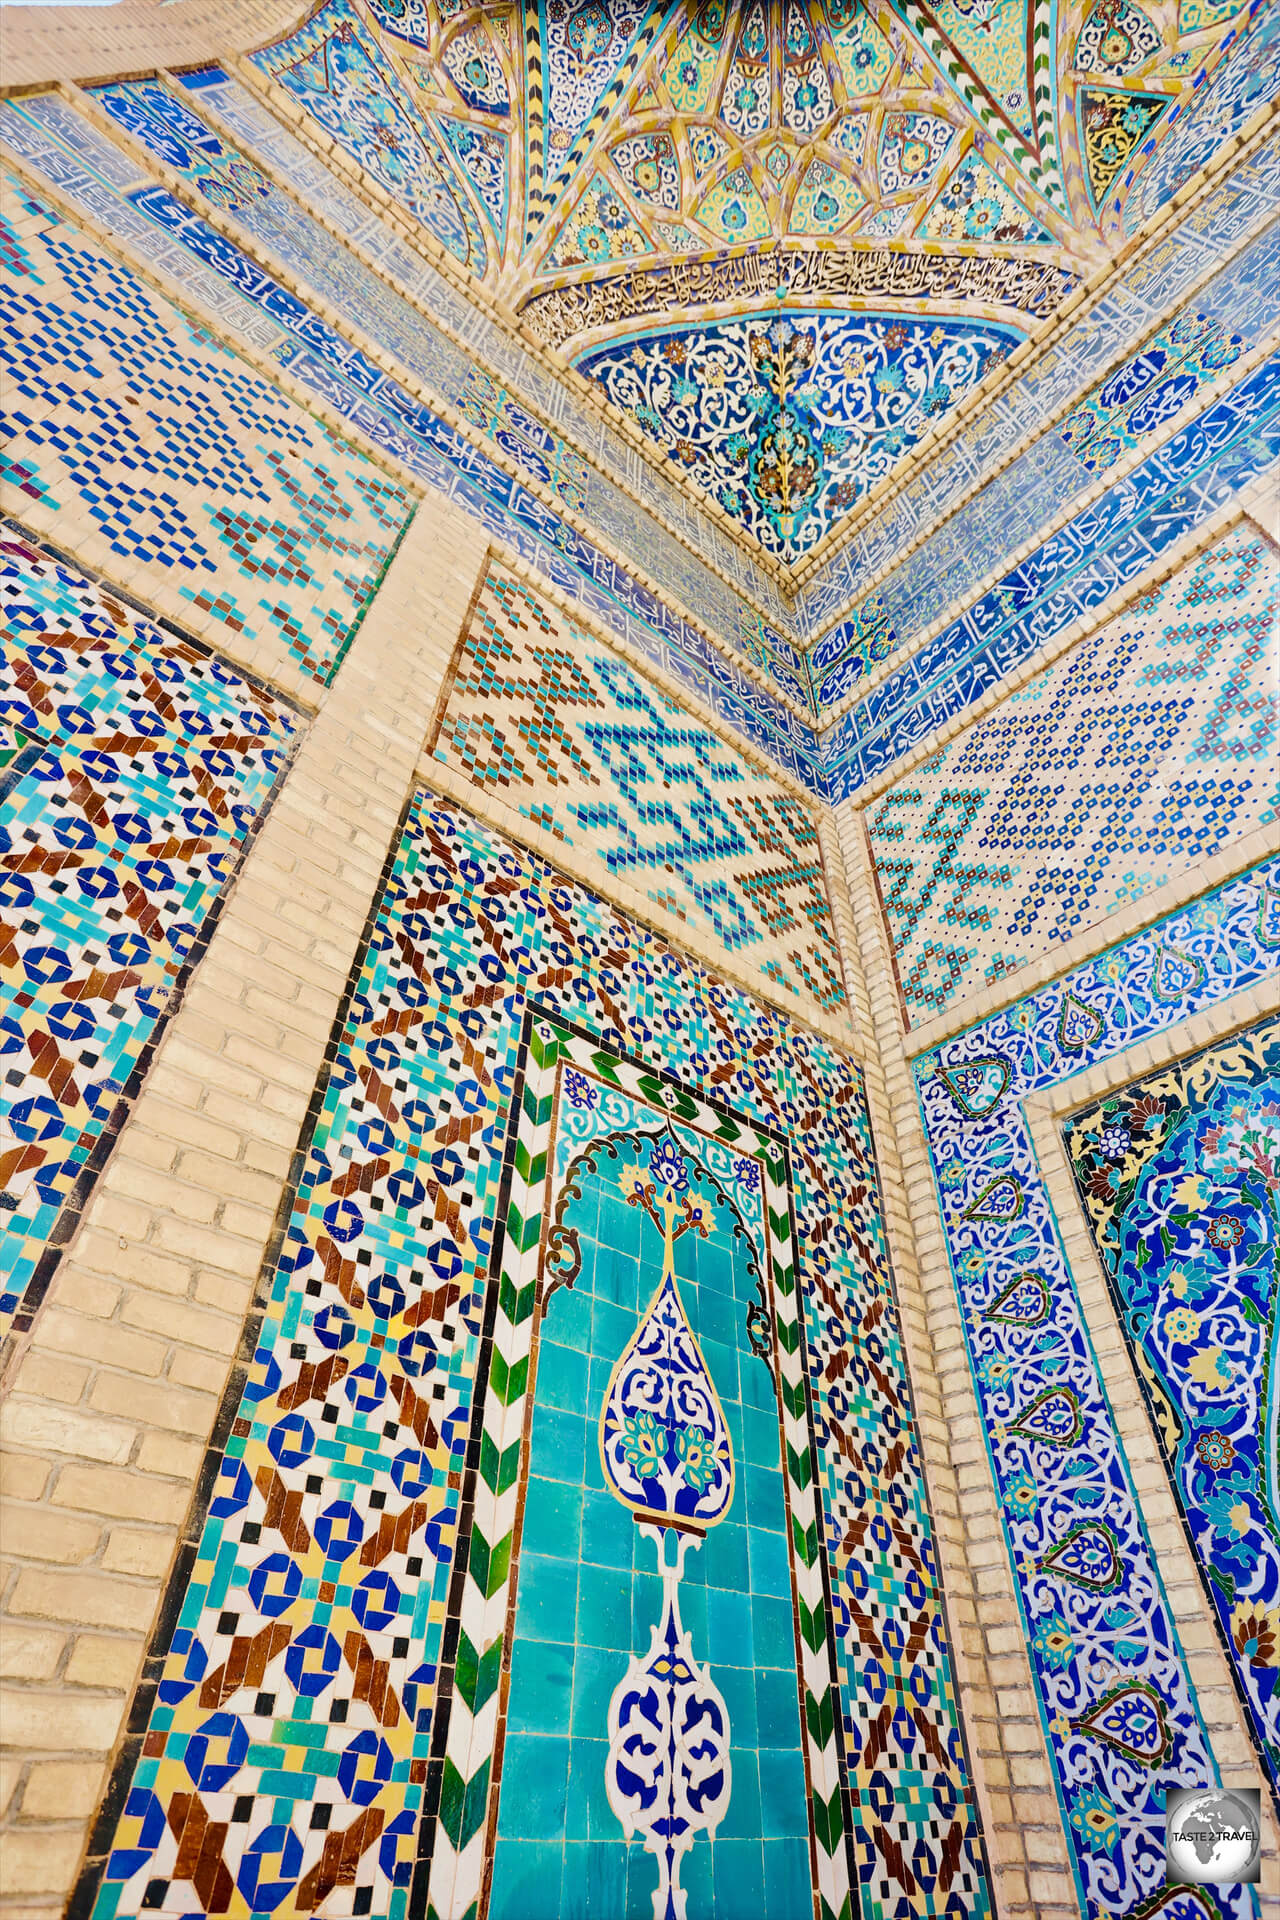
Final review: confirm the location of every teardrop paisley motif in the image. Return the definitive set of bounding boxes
[963,1173,1025,1222]
[937,1054,1012,1118]
[983,1270,1051,1327]
[1072,1678,1172,1767]
[1008,1386,1084,1449]
[1037,1519,1123,1592]
[600,1269,735,1528]
[1151,945,1207,1004]
[1056,991,1105,1054]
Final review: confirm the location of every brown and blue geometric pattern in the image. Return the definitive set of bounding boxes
[1,171,411,687]
[868,524,1280,1025]
[1066,1013,1280,1797]
[79,792,987,1920]
[433,561,850,1026]
[0,526,299,1350]
[915,853,1280,1915]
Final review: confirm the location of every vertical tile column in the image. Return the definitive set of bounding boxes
[827,806,1076,1920]
[0,500,489,1915]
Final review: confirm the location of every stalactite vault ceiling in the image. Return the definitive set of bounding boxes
[245,0,1267,561]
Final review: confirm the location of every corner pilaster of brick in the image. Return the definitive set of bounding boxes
[829,802,1076,1920]
[0,500,490,1915]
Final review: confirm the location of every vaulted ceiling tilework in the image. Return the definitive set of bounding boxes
[247,0,1267,565]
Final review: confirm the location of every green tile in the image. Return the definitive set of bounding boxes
[721,1747,761,1838]
[707,1584,753,1667]
[564,1738,609,1843]
[765,1836,814,1920]
[507,1635,573,1737]
[530,1405,586,1487]
[756,1666,803,1748]
[752,1594,794,1668]
[542,1281,590,1348]
[521,1478,582,1561]
[517,1553,580,1645]
[584,1839,629,1914]
[488,1839,565,1920]
[580,1488,634,1570]
[759,1747,808,1839]
[536,1340,589,1411]
[749,1522,795,1601]
[577,1562,631,1648]
[496,1734,570,1843]
[570,1644,618,1738]
[718,1663,758,1747]
[705,1521,750,1593]
[713,1836,766,1910]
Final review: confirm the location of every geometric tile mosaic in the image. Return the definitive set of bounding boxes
[78,790,987,1920]
[1065,1011,1280,1796]
[0,96,819,778]
[0,525,299,1350]
[432,561,850,1026]
[915,854,1280,1915]
[866,523,1280,1026]
[1,171,412,687]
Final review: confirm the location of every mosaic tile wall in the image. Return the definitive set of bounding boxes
[0,526,299,1348]
[79,792,988,1920]
[1,171,411,688]
[86,72,807,712]
[1064,1012,1280,1791]
[914,852,1280,1914]
[175,70,788,626]
[0,95,821,782]
[820,344,1280,800]
[865,524,1280,1026]
[432,560,848,1027]
[796,129,1280,641]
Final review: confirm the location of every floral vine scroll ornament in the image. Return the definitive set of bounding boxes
[600,1131,735,1920]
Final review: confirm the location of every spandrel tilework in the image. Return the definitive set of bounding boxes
[432,561,848,1027]
[1064,1013,1280,1792]
[0,96,821,785]
[914,854,1280,1915]
[81,792,987,1920]
[0,170,410,686]
[0,527,298,1347]
[248,0,488,276]
[866,525,1280,1026]
[795,126,1280,642]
